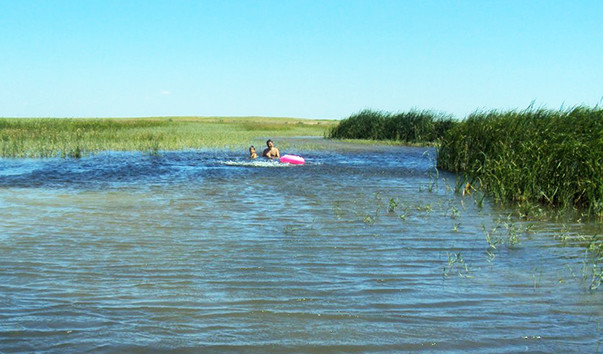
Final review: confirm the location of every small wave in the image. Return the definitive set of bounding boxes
[0,167,31,177]
[221,160,291,168]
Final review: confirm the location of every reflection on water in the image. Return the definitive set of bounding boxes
[0,144,601,352]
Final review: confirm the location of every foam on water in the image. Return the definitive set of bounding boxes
[222,159,291,167]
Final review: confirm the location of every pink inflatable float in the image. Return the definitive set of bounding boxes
[280,154,305,165]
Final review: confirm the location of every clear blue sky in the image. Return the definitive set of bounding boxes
[1,0,602,119]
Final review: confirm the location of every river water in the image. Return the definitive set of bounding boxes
[0,142,601,352]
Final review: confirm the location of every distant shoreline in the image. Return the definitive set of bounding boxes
[0,117,337,158]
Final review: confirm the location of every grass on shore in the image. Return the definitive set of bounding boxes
[0,116,336,158]
[326,106,602,217]
[437,107,603,217]
[328,109,457,145]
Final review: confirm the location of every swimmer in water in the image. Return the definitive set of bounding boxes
[249,146,257,159]
[262,139,280,159]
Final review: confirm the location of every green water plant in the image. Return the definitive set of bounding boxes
[483,217,526,260]
[438,106,603,217]
[416,204,433,212]
[363,215,376,225]
[450,206,460,219]
[483,223,502,259]
[583,234,602,291]
[452,222,461,232]
[329,109,457,144]
[387,197,398,214]
[443,252,472,278]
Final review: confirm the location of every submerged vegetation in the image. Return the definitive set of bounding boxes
[0,117,335,158]
[437,107,603,217]
[328,109,456,144]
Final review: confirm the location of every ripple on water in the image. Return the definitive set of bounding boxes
[0,146,601,352]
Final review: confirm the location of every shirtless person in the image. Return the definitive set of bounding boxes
[262,139,280,159]
[249,146,257,159]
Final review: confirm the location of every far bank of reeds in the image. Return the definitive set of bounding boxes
[328,109,457,144]
[437,107,603,216]
[328,107,602,216]
[0,117,335,158]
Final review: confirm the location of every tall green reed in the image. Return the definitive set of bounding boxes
[437,107,603,216]
[328,109,457,144]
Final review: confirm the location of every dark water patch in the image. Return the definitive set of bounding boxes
[0,147,435,190]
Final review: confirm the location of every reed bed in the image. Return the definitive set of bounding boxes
[328,109,457,144]
[0,117,335,158]
[437,107,603,216]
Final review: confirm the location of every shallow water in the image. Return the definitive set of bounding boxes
[0,144,601,352]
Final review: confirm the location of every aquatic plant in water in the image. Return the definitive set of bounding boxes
[443,252,472,278]
[437,106,603,217]
[483,217,527,261]
[387,197,398,214]
[328,109,457,144]
[584,235,602,291]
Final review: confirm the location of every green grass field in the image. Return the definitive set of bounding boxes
[0,117,336,158]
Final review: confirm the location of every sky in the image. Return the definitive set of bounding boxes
[1,0,602,119]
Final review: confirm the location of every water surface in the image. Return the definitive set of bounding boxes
[0,144,601,352]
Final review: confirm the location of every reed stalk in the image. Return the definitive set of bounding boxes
[328,109,456,144]
[437,107,603,216]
